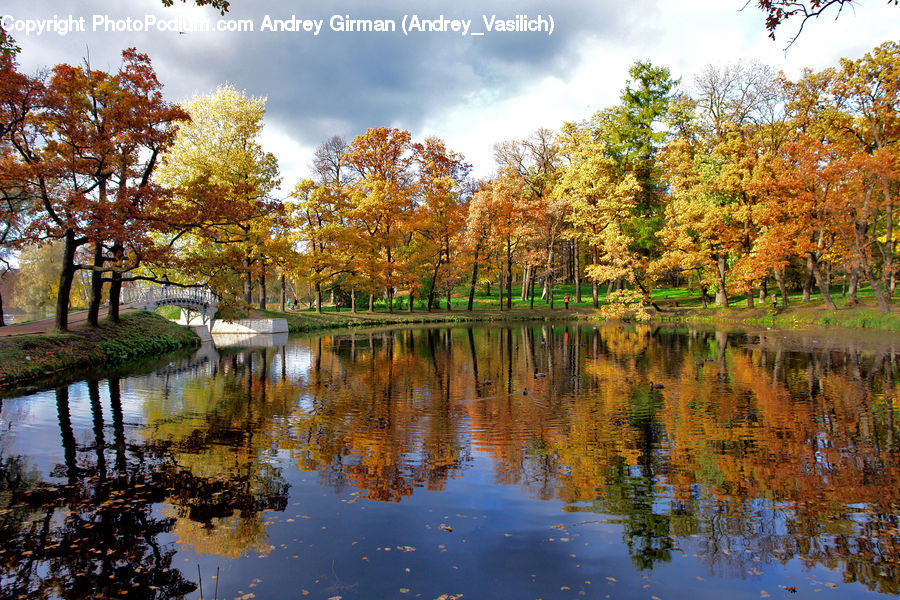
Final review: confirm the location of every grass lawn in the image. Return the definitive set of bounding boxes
[273,281,899,332]
[0,311,200,388]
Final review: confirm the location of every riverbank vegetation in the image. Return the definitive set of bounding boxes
[0,312,199,387]
[0,26,897,335]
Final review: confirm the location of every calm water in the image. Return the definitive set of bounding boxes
[1,323,898,600]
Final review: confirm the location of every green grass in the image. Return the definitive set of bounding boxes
[648,283,900,331]
[0,311,200,388]
[270,281,899,333]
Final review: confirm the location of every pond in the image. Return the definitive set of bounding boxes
[1,322,898,599]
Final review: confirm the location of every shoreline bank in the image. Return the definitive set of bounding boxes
[0,312,200,389]
[1,301,896,391]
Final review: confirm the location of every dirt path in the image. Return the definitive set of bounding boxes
[0,307,137,337]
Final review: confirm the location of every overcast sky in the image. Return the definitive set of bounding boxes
[3,0,898,190]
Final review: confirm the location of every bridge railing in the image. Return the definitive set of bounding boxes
[121,284,218,307]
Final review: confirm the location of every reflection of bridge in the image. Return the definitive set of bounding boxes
[121,285,218,330]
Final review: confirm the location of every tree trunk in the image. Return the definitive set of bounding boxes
[280,273,286,312]
[259,262,267,310]
[243,254,253,305]
[809,252,837,311]
[315,281,322,313]
[351,286,357,313]
[859,246,891,313]
[408,288,414,312]
[0,290,4,326]
[446,289,452,311]
[521,264,530,301]
[505,244,513,310]
[772,267,788,307]
[55,229,78,332]
[369,293,374,312]
[468,247,479,311]
[529,273,536,309]
[108,244,123,323]
[716,253,728,307]
[759,276,768,304]
[388,287,394,313]
[574,239,582,304]
[802,253,814,302]
[87,243,104,327]
[428,261,440,311]
[883,181,893,300]
[847,263,860,305]
[498,269,504,311]
[746,284,754,308]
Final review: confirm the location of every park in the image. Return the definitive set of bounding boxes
[0,1,899,599]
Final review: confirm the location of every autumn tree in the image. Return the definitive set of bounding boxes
[754,43,898,313]
[658,61,782,307]
[3,47,187,330]
[343,127,419,312]
[0,26,34,325]
[554,122,640,308]
[587,62,679,301]
[156,85,281,310]
[463,181,497,311]
[415,137,471,311]
[494,128,563,307]
[291,178,346,312]
[830,41,899,309]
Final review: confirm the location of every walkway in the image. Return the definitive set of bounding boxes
[0,307,136,337]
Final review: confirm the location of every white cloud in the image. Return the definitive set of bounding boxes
[5,0,898,182]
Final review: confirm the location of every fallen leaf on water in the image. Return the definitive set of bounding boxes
[760,592,770,599]
[606,577,616,583]
[439,524,453,532]
[400,589,410,594]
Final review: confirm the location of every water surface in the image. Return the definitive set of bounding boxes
[1,323,898,599]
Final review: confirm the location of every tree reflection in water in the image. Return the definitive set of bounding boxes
[0,365,290,598]
[272,325,898,592]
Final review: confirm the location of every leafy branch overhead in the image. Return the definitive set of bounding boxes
[160,0,230,15]
[752,0,899,45]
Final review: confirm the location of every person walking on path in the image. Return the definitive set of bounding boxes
[564,294,569,309]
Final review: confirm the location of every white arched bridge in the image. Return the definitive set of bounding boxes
[121,284,218,330]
